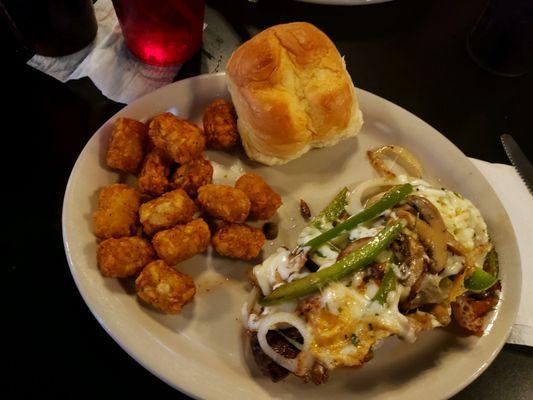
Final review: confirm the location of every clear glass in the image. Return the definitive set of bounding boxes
[112,0,205,66]
[1,0,97,57]
[467,0,533,77]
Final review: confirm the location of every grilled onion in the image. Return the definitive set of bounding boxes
[367,145,423,179]
[257,312,313,376]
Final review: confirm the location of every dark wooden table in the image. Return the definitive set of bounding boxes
[5,0,532,398]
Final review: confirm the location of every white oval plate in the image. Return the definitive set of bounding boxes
[63,72,520,400]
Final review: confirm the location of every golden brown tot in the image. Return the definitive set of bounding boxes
[202,99,239,150]
[148,113,205,164]
[171,156,213,197]
[212,223,265,260]
[106,117,148,173]
[97,237,155,278]
[137,148,172,196]
[152,219,211,265]
[139,189,195,236]
[135,260,196,314]
[197,184,250,223]
[235,173,282,220]
[93,183,140,239]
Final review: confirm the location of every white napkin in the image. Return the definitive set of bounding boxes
[26,0,180,104]
[470,158,533,346]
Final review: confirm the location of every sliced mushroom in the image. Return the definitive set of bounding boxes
[446,233,467,255]
[288,247,309,272]
[405,195,449,270]
[409,271,426,300]
[337,237,372,260]
[395,210,445,273]
[395,196,448,273]
[398,234,426,288]
[398,203,465,256]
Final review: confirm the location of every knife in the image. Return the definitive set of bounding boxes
[500,134,533,195]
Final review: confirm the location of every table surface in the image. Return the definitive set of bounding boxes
[4,0,532,398]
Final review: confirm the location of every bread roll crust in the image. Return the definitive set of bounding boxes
[227,22,363,165]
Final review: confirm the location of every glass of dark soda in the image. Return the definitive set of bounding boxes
[111,0,205,66]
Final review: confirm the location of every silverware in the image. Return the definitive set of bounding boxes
[501,134,533,194]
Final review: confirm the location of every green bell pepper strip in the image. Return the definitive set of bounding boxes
[304,183,413,249]
[259,220,405,306]
[484,247,499,277]
[372,264,397,305]
[310,187,349,228]
[464,267,498,292]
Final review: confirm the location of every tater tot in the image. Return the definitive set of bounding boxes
[148,113,205,164]
[170,156,213,197]
[137,148,171,196]
[93,184,140,239]
[152,219,210,265]
[139,189,195,235]
[212,223,265,260]
[97,237,155,278]
[202,99,239,150]
[106,118,148,173]
[197,184,250,223]
[235,173,282,220]
[135,260,196,314]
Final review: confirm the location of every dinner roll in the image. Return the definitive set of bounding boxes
[226,22,363,165]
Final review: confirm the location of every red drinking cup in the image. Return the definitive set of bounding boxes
[111,0,205,66]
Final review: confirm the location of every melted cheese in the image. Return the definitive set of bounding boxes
[246,175,492,374]
[320,281,416,340]
[305,281,416,369]
[348,225,382,241]
[296,225,339,268]
[346,174,489,252]
[314,244,340,269]
[442,254,465,277]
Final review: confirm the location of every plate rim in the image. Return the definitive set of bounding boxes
[62,71,520,400]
